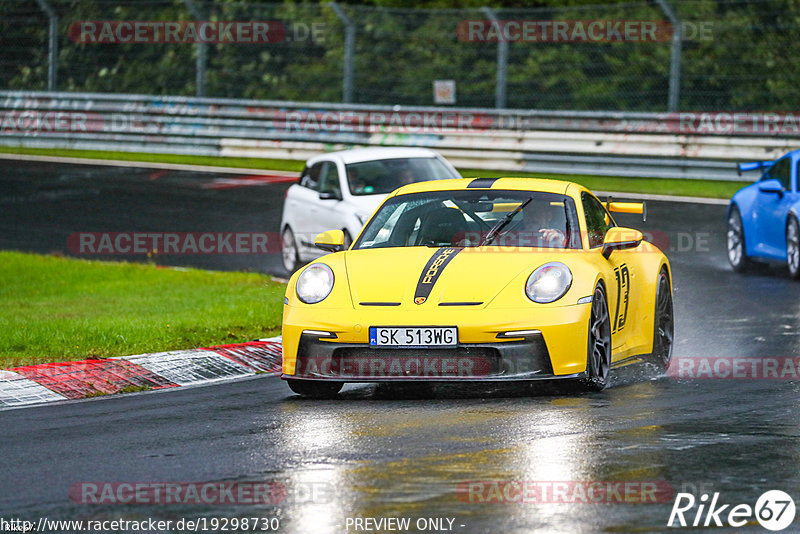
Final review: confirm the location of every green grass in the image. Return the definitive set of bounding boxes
[0,251,286,368]
[0,145,750,198]
[0,145,305,172]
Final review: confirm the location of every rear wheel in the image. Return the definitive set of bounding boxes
[727,206,752,272]
[651,268,674,370]
[286,379,343,399]
[580,283,612,392]
[786,217,800,279]
[282,226,300,274]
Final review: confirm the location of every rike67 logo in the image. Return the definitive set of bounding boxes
[668,490,796,531]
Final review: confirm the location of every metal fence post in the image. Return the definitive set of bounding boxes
[481,7,507,109]
[181,0,207,97]
[329,2,355,103]
[655,0,682,111]
[34,0,58,91]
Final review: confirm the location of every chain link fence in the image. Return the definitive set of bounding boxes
[1,0,797,112]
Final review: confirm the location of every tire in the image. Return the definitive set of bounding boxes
[342,230,353,250]
[281,226,300,274]
[786,217,800,279]
[727,206,753,272]
[286,379,343,399]
[650,268,674,370]
[579,283,612,392]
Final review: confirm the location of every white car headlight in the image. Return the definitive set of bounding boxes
[296,263,334,304]
[525,262,572,303]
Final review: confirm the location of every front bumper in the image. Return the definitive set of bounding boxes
[281,303,592,380]
[283,331,567,382]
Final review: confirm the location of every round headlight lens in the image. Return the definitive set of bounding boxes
[296,263,334,304]
[525,262,573,303]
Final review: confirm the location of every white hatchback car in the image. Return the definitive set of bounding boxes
[280,147,461,272]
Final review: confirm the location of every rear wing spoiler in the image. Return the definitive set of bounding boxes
[605,197,646,222]
[737,160,774,175]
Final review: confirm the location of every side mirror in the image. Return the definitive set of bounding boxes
[319,190,342,201]
[602,227,643,259]
[758,179,784,197]
[314,230,345,253]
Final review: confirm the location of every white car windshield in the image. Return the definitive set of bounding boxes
[354,190,581,250]
[346,157,459,196]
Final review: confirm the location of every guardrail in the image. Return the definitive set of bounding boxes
[2,91,799,181]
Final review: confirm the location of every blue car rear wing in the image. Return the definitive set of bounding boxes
[737,160,774,175]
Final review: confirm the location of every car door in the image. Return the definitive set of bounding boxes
[315,161,346,236]
[582,193,633,352]
[752,157,794,259]
[291,162,324,252]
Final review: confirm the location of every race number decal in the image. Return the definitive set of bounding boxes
[613,264,630,333]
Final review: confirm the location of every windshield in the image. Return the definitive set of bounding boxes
[346,157,459,196]
[353,190,580,250]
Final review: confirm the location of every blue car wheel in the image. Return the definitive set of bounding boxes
[727,206,752,272]
[787,217,800,279]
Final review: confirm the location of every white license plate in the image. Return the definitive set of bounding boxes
[369,327,457,347]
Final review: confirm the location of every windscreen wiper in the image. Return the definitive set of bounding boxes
[478,196,534,246]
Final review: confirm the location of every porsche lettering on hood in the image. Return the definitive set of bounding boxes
[414,247,463,304]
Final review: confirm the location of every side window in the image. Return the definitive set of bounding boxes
[582,192,614,248]
[318,162,342,196]
[300,163,322,191]
[763,158,791,190]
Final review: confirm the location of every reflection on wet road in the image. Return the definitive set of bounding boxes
[3,376,799,533]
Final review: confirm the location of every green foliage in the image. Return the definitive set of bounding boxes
[1,1,798,110]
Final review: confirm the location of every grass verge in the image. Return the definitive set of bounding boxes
[0,145,749,198]
[0,145,305,172]
[0,251,285,368]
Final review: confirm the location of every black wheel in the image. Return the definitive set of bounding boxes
[342,230,353,250]
[651,268,674,370]
[286,379,343,399]
[281,226,300,274]
[787,217,800,279]
[580,283,612,392]
[727,206,752,272]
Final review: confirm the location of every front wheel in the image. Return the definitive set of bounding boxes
[786,217,800,279]
[286,379,343,399]
[579,283,612,392]
[282,226,300,274]
[650,268,674,370]
[727,206,752,272]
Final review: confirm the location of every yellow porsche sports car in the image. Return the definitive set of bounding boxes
[281,177,673,397]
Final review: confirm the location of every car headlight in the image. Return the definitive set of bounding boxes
[296,263,334,304]
[525,262,572,303]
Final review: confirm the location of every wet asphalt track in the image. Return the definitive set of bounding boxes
[2,160,800,533]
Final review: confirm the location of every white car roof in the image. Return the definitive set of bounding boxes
[309,147,441,165]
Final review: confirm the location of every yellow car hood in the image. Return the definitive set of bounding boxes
[343,246,550,308]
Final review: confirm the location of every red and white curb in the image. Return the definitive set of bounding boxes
[0,337,282,409]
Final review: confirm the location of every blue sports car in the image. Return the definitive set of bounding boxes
[727,148,800,277]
